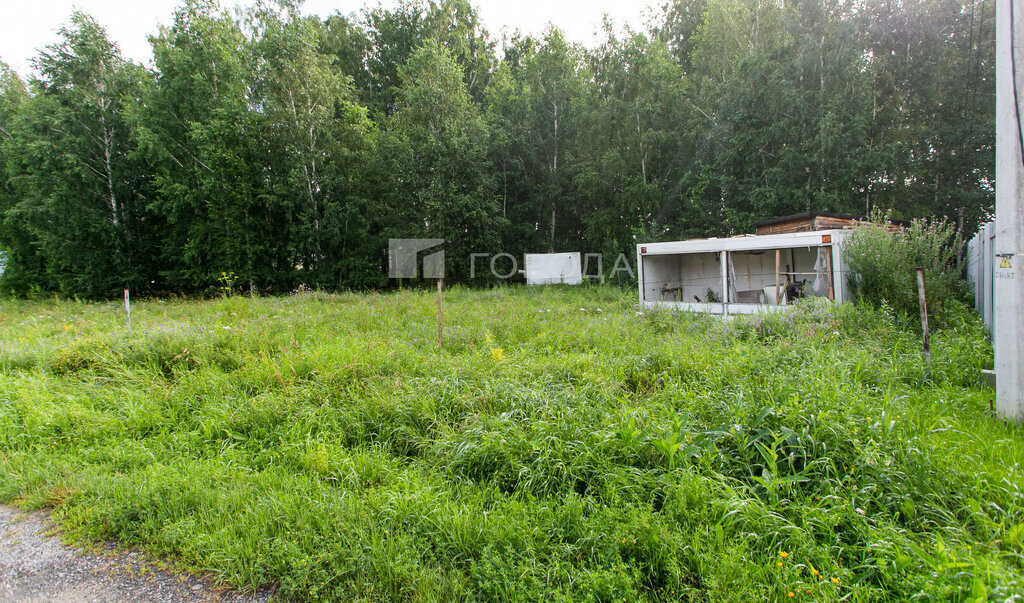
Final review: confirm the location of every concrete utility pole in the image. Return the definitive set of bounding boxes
[995,0,1024,419]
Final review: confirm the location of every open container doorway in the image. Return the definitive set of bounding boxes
[636,230,850,315]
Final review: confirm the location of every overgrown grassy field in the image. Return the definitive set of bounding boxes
[0,287,1021,601]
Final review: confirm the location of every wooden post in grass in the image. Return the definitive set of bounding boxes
[437,278,443,346]
[123,288,131,332]
[916,268,931,372]
[774,249,781,304]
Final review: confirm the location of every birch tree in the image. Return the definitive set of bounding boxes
[251,2,375,287]
[5,13,153,297]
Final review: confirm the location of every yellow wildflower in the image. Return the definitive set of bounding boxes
[490,348,504,362]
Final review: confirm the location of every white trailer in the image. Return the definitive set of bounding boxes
[636,230,851,315]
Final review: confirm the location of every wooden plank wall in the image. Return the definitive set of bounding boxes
[755,216,858,235]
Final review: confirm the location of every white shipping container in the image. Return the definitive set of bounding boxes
[636,230,850,315]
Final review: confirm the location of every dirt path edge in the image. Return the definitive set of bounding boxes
[0,505,274,602]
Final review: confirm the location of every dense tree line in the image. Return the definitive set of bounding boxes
[0,0,993,297]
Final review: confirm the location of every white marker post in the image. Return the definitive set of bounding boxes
[916,268,931,375]
[995,0,1024,419]
[437,278,443,347]
[123,288,131,332]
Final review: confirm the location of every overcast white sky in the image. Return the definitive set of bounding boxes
[0,0,658,78]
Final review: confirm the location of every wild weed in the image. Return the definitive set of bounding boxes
[0,287,1018,600]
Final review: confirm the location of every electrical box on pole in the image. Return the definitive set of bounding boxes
[995,0,1024,420]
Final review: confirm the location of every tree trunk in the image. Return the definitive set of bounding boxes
[550,99,559,252]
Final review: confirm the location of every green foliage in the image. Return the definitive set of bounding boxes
[2,14,157,297]
[0,62,42,295]
[0,0,995,296]
[250,3,377,289]
[361,0,492,119]
[0,289,1019,601]
[379,41,504,278]
[137,0,275,292]
[579,31,688,261]
[486,28,591,254]
[844,210,968,320]
[216,271,238,296]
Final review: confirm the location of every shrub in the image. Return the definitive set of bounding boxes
[843,210,967,320]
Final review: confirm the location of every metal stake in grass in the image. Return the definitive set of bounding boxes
[437,278,443,346]
[123,288,131,332]
[916,267,930,374]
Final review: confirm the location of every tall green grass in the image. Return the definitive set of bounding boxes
[0,288,1020,601]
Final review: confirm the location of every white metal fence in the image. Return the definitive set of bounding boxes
[967,221,996,332]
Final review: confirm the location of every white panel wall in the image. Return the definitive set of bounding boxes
[640,254,682,301]
[678,253,723,302]
[968,221,996,332]
[524,253,583,285]
[640,253,723,302]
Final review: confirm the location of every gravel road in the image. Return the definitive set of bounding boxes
[0,505,274,602]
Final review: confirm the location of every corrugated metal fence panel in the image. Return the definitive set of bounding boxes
[968,222,996,332]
